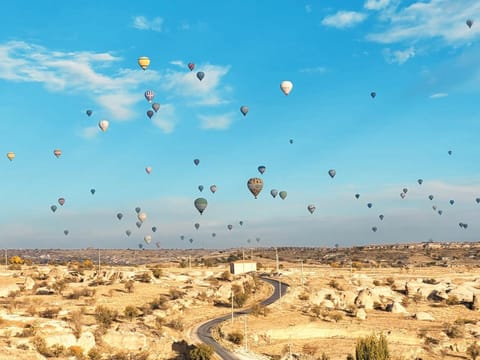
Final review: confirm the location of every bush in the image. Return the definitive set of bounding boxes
[444,323,464,338]
[298,292,310,301]
[87,346,102,360]
[167,318,184,331]
[412,292,423,303]
[169,288,185,300]
[373,280,381,286]
[124,305,139,321]
[190,343,214,360]
[355,332,390,360]
[228,331,244,344]
[385,277,395,286]
[124,280,134,293]
[467,342,480,360]
[150,295,169,310]
[302,343,318,356]
[94,305,118,329]
[152,267,162,279]
[446,295,460,306]
[67,287,96,299]
[39,307,60,319]
[219,270,232,281]
[251,304,270,317]
[70,310,83,339]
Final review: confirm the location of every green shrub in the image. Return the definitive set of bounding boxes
[355,332,390,360]
[190,343,214,360]
[94,305,118,329]
[124,305,139,321]
[228,331,244,344]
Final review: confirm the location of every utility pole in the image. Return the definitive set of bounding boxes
[4,249,7,271]
[231,288,234,325]
[275,248,279,273]
[278,279,282,301]
[300,260,304,288]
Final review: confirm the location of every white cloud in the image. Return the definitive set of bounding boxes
[198,112,235,130]
[80,126,99,140]
[367,0,480,44]
[151,104,176,133]
[160,64,232,106]
[170,60,185,68]
[429,92,448,99]
[383,46,415,64]
[132,16,163,32]
[321,11,368,29]
[299,66,327,73]
[364,0,391,11]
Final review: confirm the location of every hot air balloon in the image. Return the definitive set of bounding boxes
[367,203,373,208]
[86,109,93,117]
[152,103,160,112]
[256,237,260,243]
[428,195,434,200]
[188,63,195,71]
[289,139,293,144]
[50,205,57,213]
[145,166,152,174]
[180,235,185,240]
[280,80,293,96]
[6,152,15,161]
[147,110,154,119]
[372,226,377,232]
[138,212,147,222]
[58,198,65,206]
[152,226,157,232]
[355,193,360,199]
[138,244,144,249]
[138,56,150,70]
[239,221,244,226]
[432,205,437,211]
[400,193,406,199]
[196,72,205,81]
[144,90,154,103]
[194,223,200,230]
[64,230,69,236]
[271,189,278,198]
[117,213,123,220]
[194,159,200,166]
[247,178,264,199]
[212,233,216,237]
[227,224,233,231]
[307,204,316,214]
[194,198,208,215]
[98,120,109,132]
[126,230,132,236]
[448,150,452,155]
[371,92,376,98]
[467,19,473,28]
[258,165,266,175]
[328,169,336,178]
[136,221,142,228]
[379,214,384,221]
[189,238,194,244]
[438,210,443,215]
[403,188,408,194]
[240,106,249,116]
[90,188,95,195]
[53,149,62,158]
[449,200,455,205]
[198,185,204,192]
[210,185,217,194]
[144,235,152,245]
[279,191,287,200]
[135,207,141,214]
[156,241,161,248]
[476,198,480,204]
[418,179,423,185]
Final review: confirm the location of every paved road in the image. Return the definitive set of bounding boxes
[196,276,289,360]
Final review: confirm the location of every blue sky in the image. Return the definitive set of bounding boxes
[1,0,480,249]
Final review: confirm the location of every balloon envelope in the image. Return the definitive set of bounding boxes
[258,165,266,175]
[227,224,233,230]
[135,207,141,214]
[247,178,264,199]
[372,227,377,232]
[152,103,160,112]
[64,230,69,235]
[138,212,147,222]
[198,185,204,192]
[98,120,109,132]
[50,205,57,213]
[144,235,152,245]
[53,149,62,158]
[449,200,455,205]
[188,62,195,71]
[279,191,287,200]
[138,56,150,70]
[210,185,217,194]
[271,189,278,198]
[144,90,154,103]
[307,204,316,214]
[367,203,373,208]
[152,226,157,232]
[467,19,473,28]
[90,188,95,195]
[145,166,152,174]
[194,197,208,215]
[117,213,123,220]
[136,221,142,228]
[418,179,423,185]
[86,109,93,116]
[280,80,293,96]
[194,159,200,166]
[240,106,249,116]
[6,152,15,161]
[126,230,131,236]
[355,193,360,199]
[147,110,154,119]
[379,214,384,220]
[58,197,65,206]
[328,169,336,178]
[194,223,200,230]
[196,71,205,81]
[371,92,376,98]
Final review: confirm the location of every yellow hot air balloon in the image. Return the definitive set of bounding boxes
[247,177,264,199]
[138,56,150,70]
[6,152,15,161]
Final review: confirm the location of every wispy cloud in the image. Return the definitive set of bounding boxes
[429,92,448,99]
[364,0,391,11]
[170,60,185,68]
[132,16,164,32]
[198,112,236,130]
[382,46,415,64]
[151,104,176,133]
[305,4,312,13]
[321,11,368,29]
[160,64,232,106]
[367,0,480,45]
[299,66,327,73]
[80,126,99,140]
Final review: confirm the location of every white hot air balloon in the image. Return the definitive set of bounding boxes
[280,81,293,96]
[98,120,109,132]
[138,212,147,222]
[144,235,152,244]
[145,166,152,174]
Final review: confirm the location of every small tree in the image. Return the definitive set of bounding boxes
[467,342,480,360]
[124,305,139,321]
[190,343,214,360]
[355,332,390,360]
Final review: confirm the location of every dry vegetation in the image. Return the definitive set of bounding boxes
[1,242,480,359]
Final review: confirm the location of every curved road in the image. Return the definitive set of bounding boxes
[196,276,290,360]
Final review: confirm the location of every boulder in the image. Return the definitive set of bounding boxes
[356,308,367,320]
[414,312,435,321]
